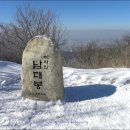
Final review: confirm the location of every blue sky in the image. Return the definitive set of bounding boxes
[0,1,130,30]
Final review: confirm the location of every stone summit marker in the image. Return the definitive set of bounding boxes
[21,36,64,101]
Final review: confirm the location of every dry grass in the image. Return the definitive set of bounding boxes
[63,38,130,69]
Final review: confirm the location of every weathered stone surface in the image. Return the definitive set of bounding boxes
[21,36,64,101]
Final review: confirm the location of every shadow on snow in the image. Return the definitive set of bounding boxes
[64,84,116,102]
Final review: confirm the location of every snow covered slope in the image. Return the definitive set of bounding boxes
[0,61,130,129]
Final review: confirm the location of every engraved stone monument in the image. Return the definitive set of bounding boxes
[21,36,64,101]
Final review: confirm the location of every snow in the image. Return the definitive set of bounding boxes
[0,61,130,129]
[35,35,51,41]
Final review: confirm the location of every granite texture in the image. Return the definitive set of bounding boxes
[21,36,64,101]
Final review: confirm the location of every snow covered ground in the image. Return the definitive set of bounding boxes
[0,61,130,129]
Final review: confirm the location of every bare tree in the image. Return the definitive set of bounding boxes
[0,4,67,63]
[123,35,130,45]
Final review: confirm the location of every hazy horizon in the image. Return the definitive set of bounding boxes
[68,29,130,43]
[0,1,130,45]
